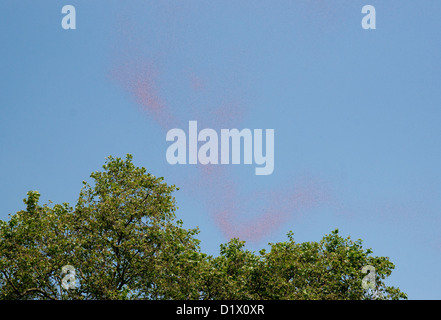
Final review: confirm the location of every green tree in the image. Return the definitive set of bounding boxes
[0,154,205,299]
[0,154,407,300]
[205,230,407,300]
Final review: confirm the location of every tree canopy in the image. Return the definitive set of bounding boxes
[0,154,407,300]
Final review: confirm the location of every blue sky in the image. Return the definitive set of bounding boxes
[1,0,441,299]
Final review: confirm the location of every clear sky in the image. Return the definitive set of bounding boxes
[1,0,441,299]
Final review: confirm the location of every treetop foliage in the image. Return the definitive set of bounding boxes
[0,154,407,300]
